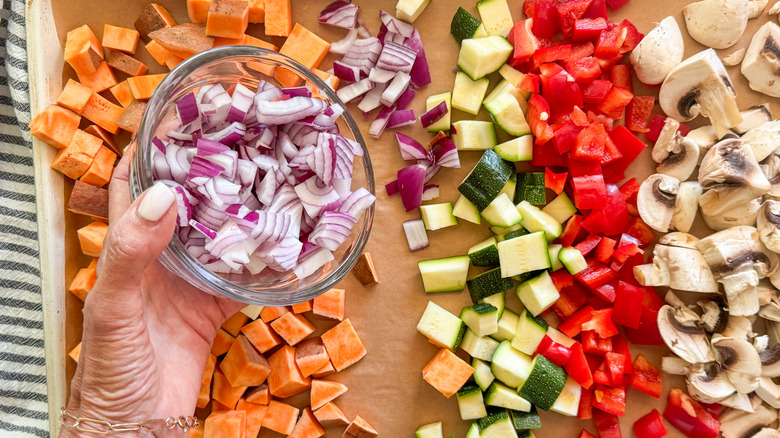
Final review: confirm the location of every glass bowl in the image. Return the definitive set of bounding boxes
[130,46,374,306]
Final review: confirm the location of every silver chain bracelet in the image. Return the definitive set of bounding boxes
[60,408,199,434]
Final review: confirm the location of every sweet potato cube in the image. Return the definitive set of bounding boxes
[115,100,148,135]
[127,74,166,100]
[320,319,366,372]
[68,181,109,220]
[83,93,124,134]
[213,35,246,47]
[204,410,246,438]
[51,129,103,180]
[64,25,103,76]
[275,24,330,87]
[196,353,217,409]
[206,0,249,39]
[221,335,271,387]
[313,69,340,91]
[290,407,325,438]
[57,80,93,115]
[188,0,212,23]
[343,415,378,438]
[69,259,97,301]
[236,399,267,438]
[77,61,118,93]
[221,311,250,337]
[291,300,313,314]
[241,318,282,354]
[211,369,247,409]
[260,306,288,322]
[102,25,141,54]
[263,400,299,435]
[311,379,348,410]
[80,146,117,188]
[267,345,311,398]
[145,40,174,65]
[264,0,292,37]
[313,402,349,428]
[135,3,176,42]
[247,0,265,23]
[313,288,345,321]
[295,337,330,378]
[187,423,204,438]
[311,361,336,379]
[244,383,270,405]
[270,312,316,346]
[109,82,135,108]
[85,125,120,156]
[77,220,109,257]
[165,55,184,70]
[68,342,82,362]
[211,401,232,412]
[29,105,80,149]
[352,252,379,285]
[211,328,236,356]
[149,23,214,59]
[104,49,148,77]
[422,348,475,398]
[243,34,278,51]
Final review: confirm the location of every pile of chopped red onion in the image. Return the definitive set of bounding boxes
[152,80,375,280]
[318,2,431,139]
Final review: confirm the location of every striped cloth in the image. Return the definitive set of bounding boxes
[0,0,50,437]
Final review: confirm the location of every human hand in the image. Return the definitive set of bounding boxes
[61,152,244,437]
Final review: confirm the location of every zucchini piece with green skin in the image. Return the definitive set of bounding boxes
[477,410,518,438]
[550,376,582,417]
[472,358,495,391]
[484,382,531,411]
[420,203,458,231]
[461,327,500,361]
[490,223,523,236]
[425,92,452,132]
[467,267,514,303]
[468,237,499,266]
[458,149,515,211]
[546,327,575,348]
[518,355,568,411]
[460,303,500,337]
[396,0,431,23]
[559,247,588,275]
[496,227,529,242]
[452,120,498,151]
[498,174,516,201]
[484,93,531,137]
[466,423,481,438]
[457,36,513,81]
[484,80,528,113]
[452,71,490,115]
[514,173,546,206]
[418,255,471,293]
[497,232,550,278]
[454,195,482,225]
[417,301,466,350]
[476,0,514,37]
[457,384,488,421]
[548,244,564,271]
[542,193,577,224]
[415,421,443,438]
[491,308,518,341]
[512,269,543,284]
[480,291,505,319]
[516,201,562,241]
[494,136,533,162]
[511,308,548,355]
[491,340,533,388]
[451,7,487,44]
[516,271,560,316]
[517,431,537,438]
[510,406,542,430]
[481,193,523,227]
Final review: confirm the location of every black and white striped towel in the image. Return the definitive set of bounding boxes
[0,0,50,436]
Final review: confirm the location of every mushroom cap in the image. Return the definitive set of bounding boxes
[658,137,701,181]
[742,21,780,98]
[748,0,770,18]
[760,150,780,198]
[671,182,703,233]
[718,391,755,413]
[629,16,684,85]
[760,343,780,377]
[742,120,780,163]
[655,245,720,293]
[686,362,736,403]
[638,174,679,232]
[658,305,716,363]
[712,336,762,393]
[752,429,780,438]
[688,125,720,163]
[758,200,780,252]
[718,315,755,340]
[683,0,749,49]
[698,300,726,332]
[734,104,773,135]
[660,232,701,249]
[702,198,761,231]
[720,404,776,438]
[696,226,779,279]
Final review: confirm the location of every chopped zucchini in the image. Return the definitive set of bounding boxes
[491,340,533,389]
[482,193,523,228]
[467,267,514,303]
[484,80,528,113]
[542,193,577,224]
[458,149,515,211]
[480,291,506,319]
[472,358,495,391]
[497,232,550,278]
[490,223,523,236]
[416,421,443,438]
[498,174,517,201]
[418,256,471,293]
[461,327,500,361]
[477,410,518,438]
[516,271,560,316]
[550,376,582,417]
[496,228,529,242]
[466,423,481,438]
[516,201,562,242]
[514,173,546,206]
[518,355,568,411]
[426,92,452,132]
[457,384,488,421]
[511,308,548,355]
[460,303,500,337]
[457,36,513,80]
[420,203,458,231]
[452,120,498,151]
[559,247,588,275]
[510,406,542,430]
[396,0,431,23]
[452,71,490,115]
[491,308,519,341]
[451,7,487,44]
[484,93,531,137]
[468,237,499,266]
[476,0,514,37]
[454,195,482,225]
[417,301,466,350]
[494,136,533,162]
[498,65,529,97]
[485,382,531,412]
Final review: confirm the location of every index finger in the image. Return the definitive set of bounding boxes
[108,142,136,224]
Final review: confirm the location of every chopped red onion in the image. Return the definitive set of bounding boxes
[369,105,396,139]
[397,164,426,212]
[376,42,416,73]
[227,84,254,123]
[176,92,199,126]
[293,247,334,279]
[403,219,429,251]
[357,81,388,113]
[330,28,358,55]
[318,0,359,29]
[395,133,427,160]
[387,110,416,128]
[422,184,440,201]
[380,10,415,38]
[420,101,448,128]
[395,87,417,110]
[336,77,374,103]
[385,180,399,196]
[368,68,396,84]
[381,72,411,107]
[429,137,461,168]
[339,187,375,219]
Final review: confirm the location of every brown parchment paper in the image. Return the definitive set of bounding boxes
[47,0,780,436]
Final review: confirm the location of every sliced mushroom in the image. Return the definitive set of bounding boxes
[683,0,750,49]
[655,244,720,292]
[758,200,780,253]
[660,232,701,249]
[719,315,756,340]
[634,262,670,287]
[749,0,770,18]
[688,125,720,163]
[722,270,761,316]
[719,391,756,412]
[759,298,780,321]
[752,429,780,438]
[770,1,780,15]
[629,16,685,85]
[698,139,771,217]
[756,377,780,408]
[671,182,703,233]
[735,104,773,135]
[687,362,737,403]
[658,305,716,363]
[660,49,743,138]
[722,48,747,66]
[742,21,780,97]
[743,121,780,162]
[761,148,780,199]
[638,174,679,232]
[699,300,725,332]
[702,198,761,231]
[772,269,780,290]
[760,344,780,377]
[658,137,701,181]
[713,337,762,393]
[696,226,779,280]
[663,356,692,375]
[720,404,777,438]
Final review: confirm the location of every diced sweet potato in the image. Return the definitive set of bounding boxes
[241,318,282,354]
[221,311,250,337]
[422,348,475,398]
[149,23,214,59]
[104,49,148,77]
[64,25,103,76]
[236,399,267,438]
[263,400,299,435]
[311,361,336,379]
[211,369,247,409]
[352,252,379,285]
[320,319,366,372]
[213,35,246,47]
[247,0,265,23]
[82,93,124,134]
[196,353,217,409]
[312,402,349,428]
[57,80,93,115]
[84,125,120,156]
[69,259,98,301]
[77,220,109,257]
[313,69,339,91]
[188,0,212,23]
[77,61,118,93]
[221,334,271,387]
[244,383,270,405]
[260,306,288,322]
[295,337,330,378]
[51,129,103,180]
[343,416,378,438]
[211,401,232,412]
[275,24,330,87]
[211,328,236,356]
[102,25,140,54]
[109,81,135,108]
[267,345,311,398]
[29,105,80,149]
[204,410,246,438]
[165,55,184,70]
[291,300,313,314]
[80,146,117,188]
[206,0,249,39]
[264,0,292,37]
[68,181,109,220]
[68,342,82,362]
[187,423,204,438]
[145,40,174,65]
[126,74,166,100]
[311,379,348,411]
[243,34,278,51]
[312,288,345,321]
[115,100,148,134]
[135,3,176,42]
[289,407,325,438]
[270,312,316,346]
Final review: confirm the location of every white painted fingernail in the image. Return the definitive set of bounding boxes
[137,182,176,222]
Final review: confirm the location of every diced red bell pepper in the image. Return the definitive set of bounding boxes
[550,269,574,290]
[573,18,608,41]
[589,294,612,310]
[533,44,572,66]
[601,184,630,235]
[581,210,607,235]
[528,94,555,145]
[626,217,655,247]
[588,110,614,130]
[575,234,602,256]
[553,120,584,154]
[578,389,593,420]
[630,355,663,398]
[594,26,627,59]
[612,281,646,329]
[604,352,625,385]
[596,54,623,71]
[559,214,586,247]
[531,142,569,167]
[544,70,584,123]
[571,106,589,126]
[509,19,539,66]
[593,361,612,385]
[545,168,568,195]
[593,385,626,416]
[593,281,616,303]
[610,65,633,92]
[594,237,616,264]
[555,0,594,37]
[698,403,722,420]
[583,0,607,18]
[567,57,602,83]
[664,389,720,438]
[678,123,691,136]
[570,41,596,60]
[519,73,541,94]
[624,288,665,345]
[524,0,559,40]
[612,334,632,374]
[626,96,654,133]
[553,284,590,319]
[579,430,596,438]
[617,254,645,286]
[601,133,623,166]
[602,126,647,183]
[619,20,644,54]
[582,331,612,356]
[573,123,607,162]
[594,409,622,438]
[581,307,619,338]
[613,234,643,262]
[634,410,668,438]
[575,260,618,292]
[559,305,595,337]
[619,178,640,204]
[582,79,612,104]
[538,336,573,367]
[645,114,666,142]
[572,174,607,210]
[567,341,594,389]
[605,0,630,11]
[597,86,633,120]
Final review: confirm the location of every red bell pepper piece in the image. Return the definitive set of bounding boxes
[698,403,722,420]
[550,269,574,290]
[533,44,572,66]
[573,123,607,161]
[582,330,613,356]
[594,409,622,438]
[594,26,627,59]
[588,110,615,130]
[579,430,596,438]
[559,305,595,337]
[612,281,646,329]
[572,174,607,210]
[553,284,590,319]
[581,210,607,235]
[630,355,663,398]
[595,236,617,264]
[544,70,584,123]
[582,79,612,104]
[593,385,626,416]
[613,234,643,262]
[634,410,668,438]
[575,260,618,292]
[619,178,640,204]
[664,389,720,438]
[601,133,623,166]
[596,54,624,71]
[583,0,607,18]
[602,126,647,183]
[573,17,608,41]
[528,94,555,145]
[626,96,654,133]
[601,184,630,235]
[626,217,655,247]
[570,41,596,60]
[612,334,632,374]
[610,65,633,92]
[567,56,602,83]
[531,142,569,167]
[582,307,619,338]
[604,352,625,385]
[519,73,541,94]
[624,288,665,345]
[571,106,589,126]
[555,0,594,37]
[589,294,612,310]
[524,0,559,40]
[578,388,594,419]
[567,341,594,389]
[619,20,644,53]
[538,336,573,367]
[559,214,586,247]
[593,361,612,385]
[593,281,616,303]
[509,19,539,66]
[605,0,630,11]
[575,234,602,256]
[553,120,583,154]
[597,86,634,120]
[617,254,646,286]
[545,168,568,195]
[645,114,666,142]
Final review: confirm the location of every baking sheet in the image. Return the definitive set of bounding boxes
[30,0,780,436]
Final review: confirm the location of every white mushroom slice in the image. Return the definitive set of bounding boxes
[651,117,682,163]
[629,17,684,85]
[699,300,725,332]
[712,337,762,393]
[638,174,679,232]
[696,226,779,280]
[720,404,776,438]
[759,299,780,321]
[658,305,716,363]
[772,269,780,290]
[757,281,777,305]
[756,376,780,408]
[633,262,670,287]
[722,48,747,66]
[748,0,769,17]
[660,49,743,138]
[735,104,772,134]
[722,271,761,316]
[687,362,737,403]
[719,392,755,412]
[659,232,701,249]
[758,200,780,252]
[658,138,701,181]
[762,149,780,199]
[684,0,750,49]
[702,198,761,231]
[663,356,692,375]
[718,315,755,340]
[742,121,780,162]
[752,429,780,438]
[760,344,780,376]
[688,125,719,164]
[770,1,780,14]
[655,245,720,292]
[671,182,703,233]
[742,21,780,97]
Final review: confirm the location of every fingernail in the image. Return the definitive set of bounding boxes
[137,182,176,222]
